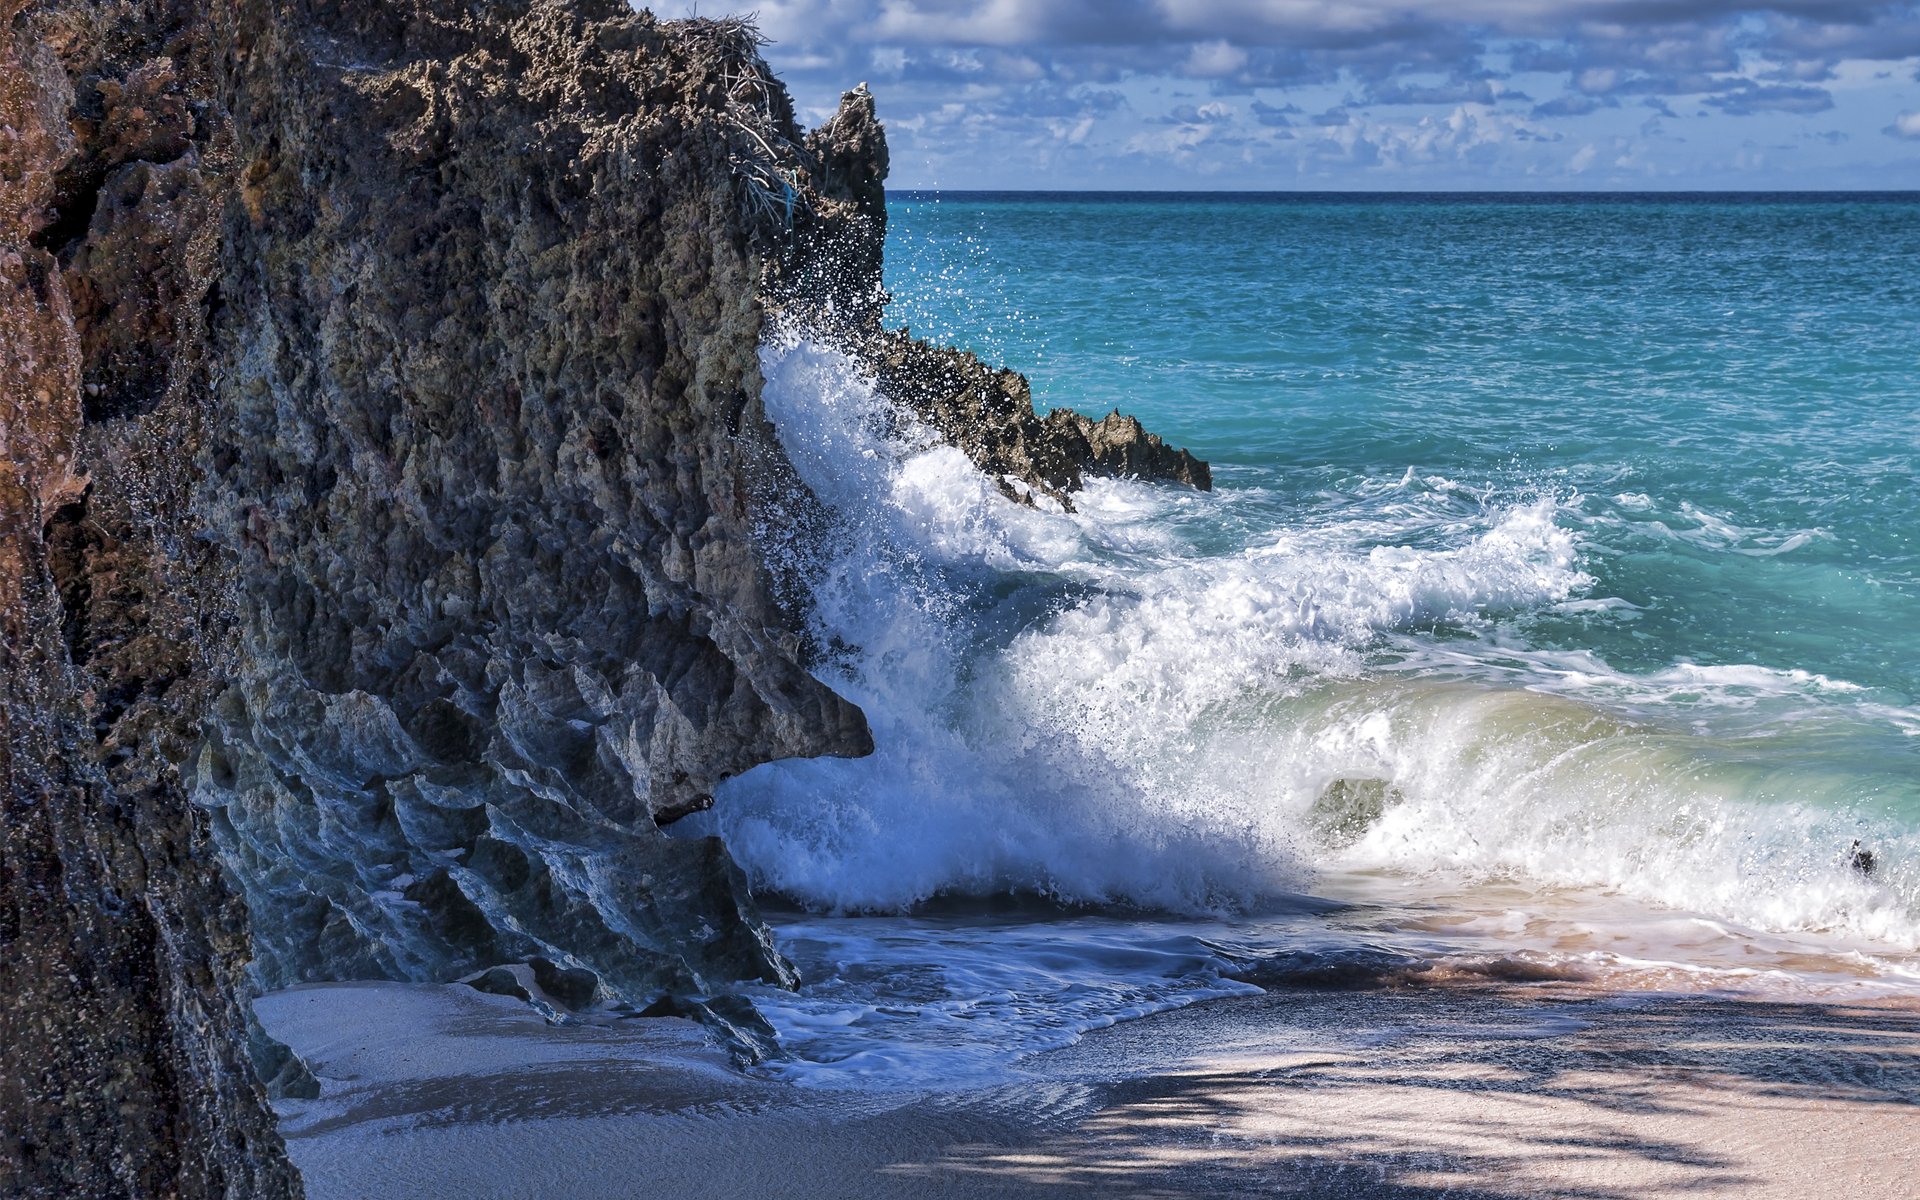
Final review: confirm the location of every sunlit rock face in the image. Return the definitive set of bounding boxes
[191,0,872,1002]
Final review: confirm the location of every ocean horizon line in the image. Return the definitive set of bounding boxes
[892,188,1920,203]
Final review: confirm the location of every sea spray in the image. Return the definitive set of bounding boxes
[669,329,1920,1087]
[692,331,1920,951]
[704,334,1567,907]
[672,193,1920,1086]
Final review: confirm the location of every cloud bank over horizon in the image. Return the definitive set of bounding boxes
[661,0,1920,188]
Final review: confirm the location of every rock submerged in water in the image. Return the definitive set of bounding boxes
[1308,777,1401,848]
[1851,840,1877,876]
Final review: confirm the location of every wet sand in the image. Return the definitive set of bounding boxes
[258,981,1920,1199]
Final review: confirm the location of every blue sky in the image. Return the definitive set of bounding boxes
[661,1,1920,189]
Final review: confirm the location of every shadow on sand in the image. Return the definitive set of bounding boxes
[881,988,1920,1198]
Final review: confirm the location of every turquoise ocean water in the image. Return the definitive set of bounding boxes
[684,194,1920,1086]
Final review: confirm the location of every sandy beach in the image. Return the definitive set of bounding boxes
[258,980,1920,1199]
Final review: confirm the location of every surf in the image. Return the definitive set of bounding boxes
[683,333,1919,955]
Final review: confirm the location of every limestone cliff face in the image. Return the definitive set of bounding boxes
[1,2,1208,1193]
[1,0,299,1195]
[193,1,871,1005]
[1,1,867,1192]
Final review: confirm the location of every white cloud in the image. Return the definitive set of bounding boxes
[648,0,1920,187]
[1123,123,1218,157]
[1184,39,1249,77]
[1575,66,1619,93]
[1051,115,1096,143]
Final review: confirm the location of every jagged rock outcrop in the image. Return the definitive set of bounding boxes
[772,89,1209,509]
[195,3,873,1001]
[1,2,1208,1194]
[865,332,1212,506]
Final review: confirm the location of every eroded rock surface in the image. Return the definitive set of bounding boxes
[772,89,1210,509]
[1,2,1208,1193]
[1,0,298,1194]
[195,3,871,1002]
[867,331,1211,506]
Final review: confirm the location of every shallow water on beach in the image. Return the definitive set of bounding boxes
[682,194,1920,1087]
[739,879,1920,1090]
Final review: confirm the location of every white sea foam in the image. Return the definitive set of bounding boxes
[1587,495,1826,558]
[691,333,1920,956]
[741,915,1261,1088]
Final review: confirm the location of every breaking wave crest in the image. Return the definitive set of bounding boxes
[687,334,1920,950]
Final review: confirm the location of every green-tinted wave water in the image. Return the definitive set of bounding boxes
[681,195,1920,1086]
[887,192,1920,811]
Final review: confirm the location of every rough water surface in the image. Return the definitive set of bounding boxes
[683,193,1920,1086]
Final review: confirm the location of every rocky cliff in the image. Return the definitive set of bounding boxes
[0,2,1207,1194]
[2,0,300,1194]
[195,1,875,1013]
